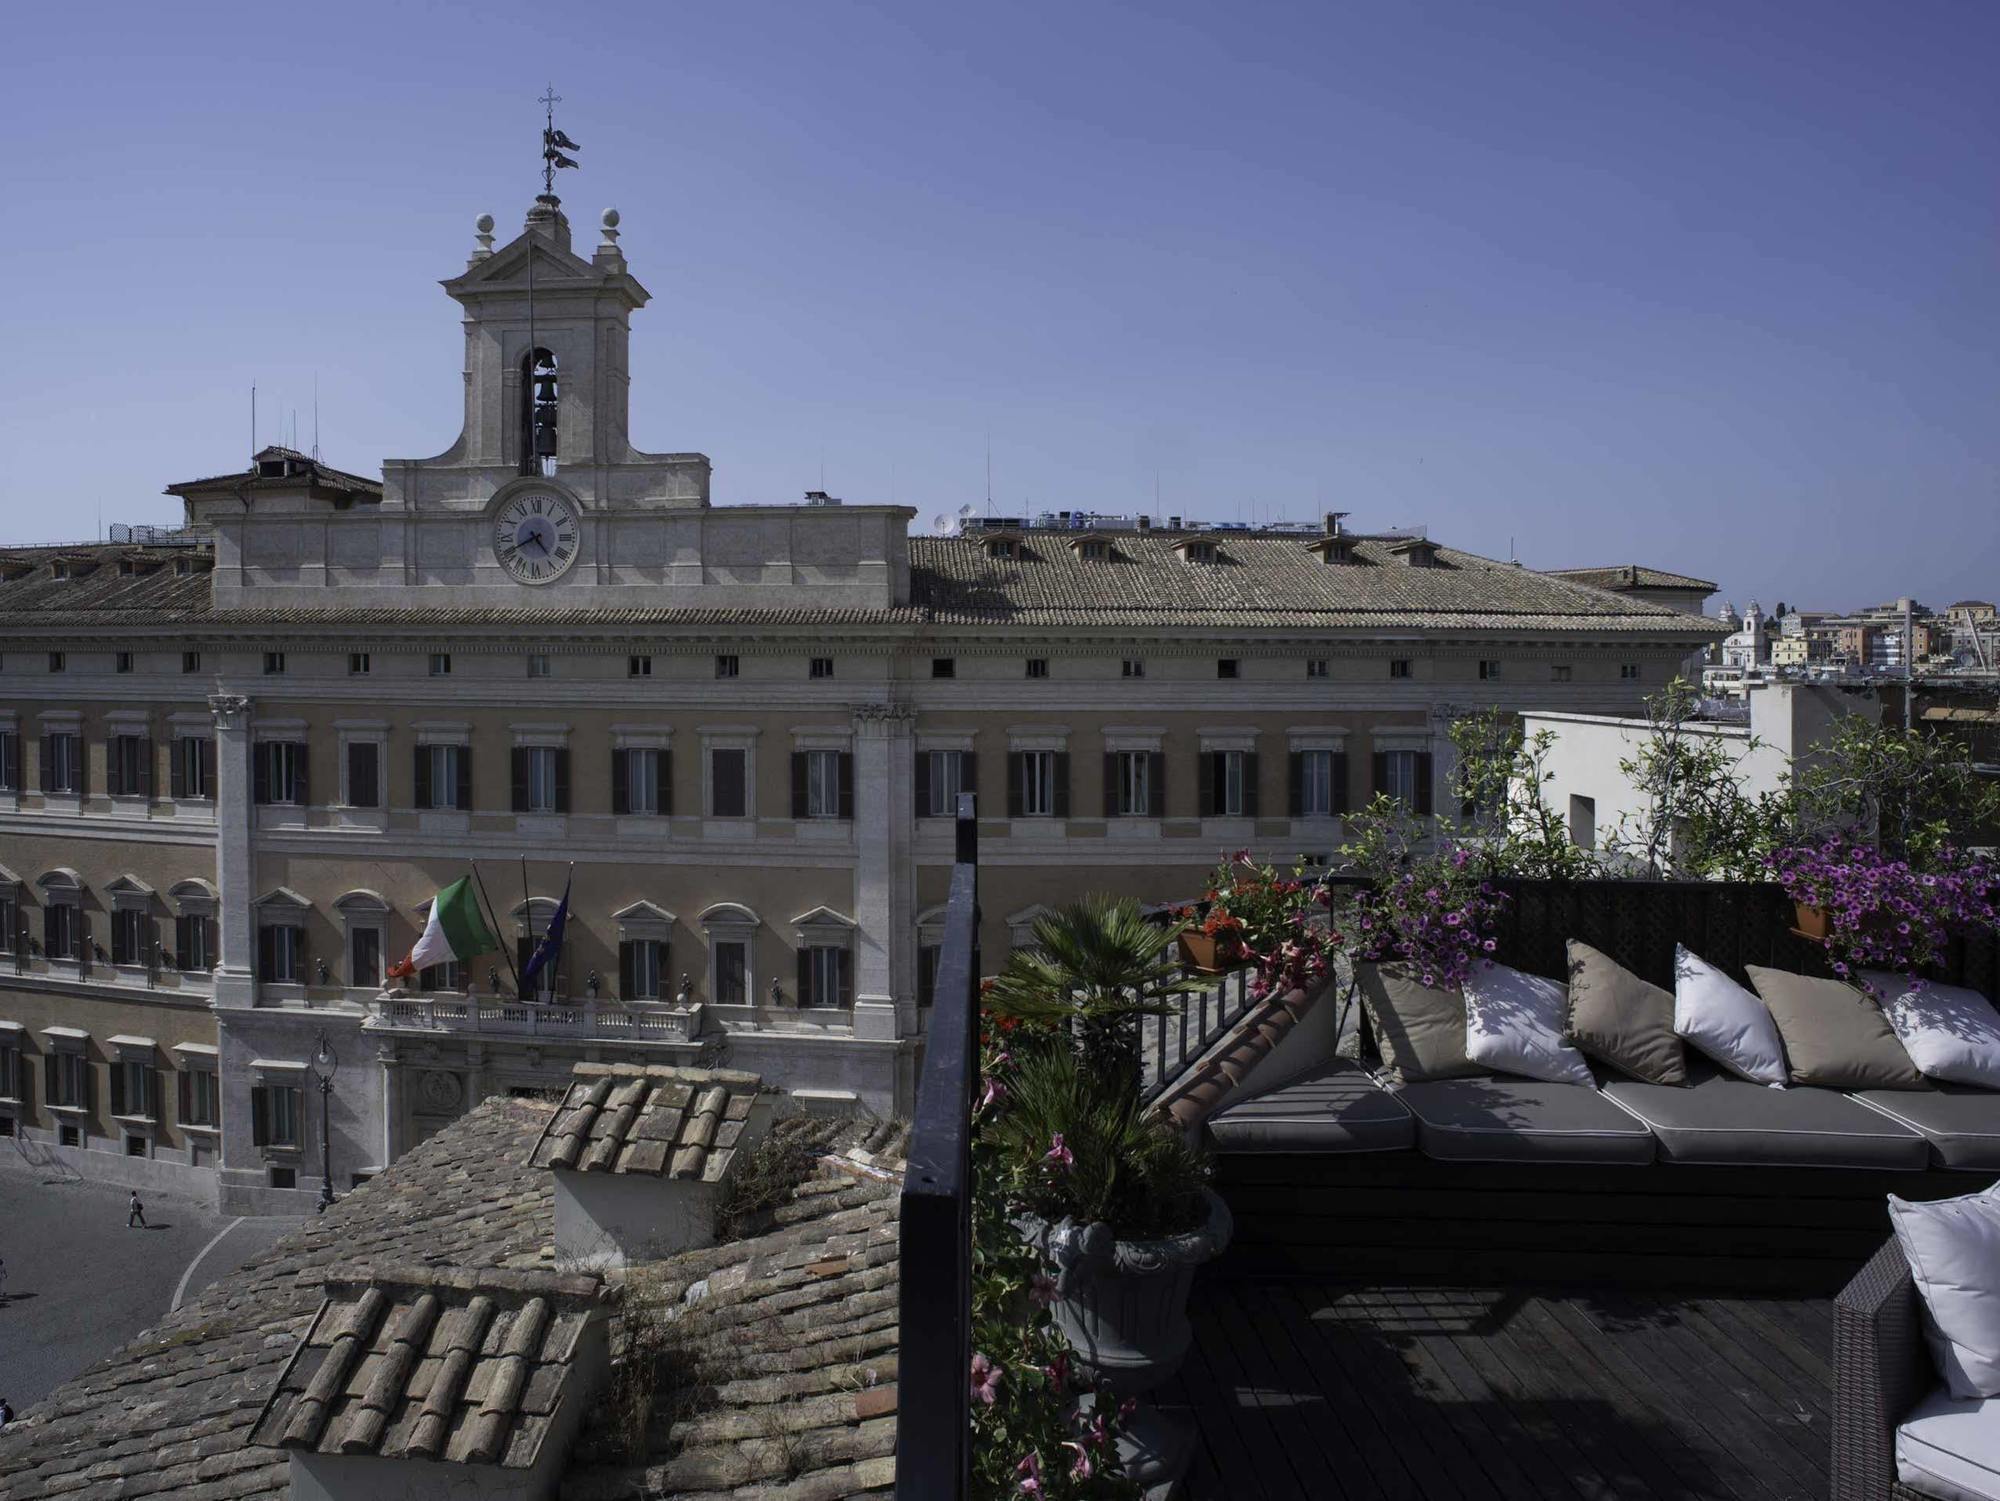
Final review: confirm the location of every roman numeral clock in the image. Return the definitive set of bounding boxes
[492,489,581,584]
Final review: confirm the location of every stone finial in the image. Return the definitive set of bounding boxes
[472,212,495,262]
[599,206,620,245]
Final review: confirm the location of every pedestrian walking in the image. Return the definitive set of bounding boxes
[128,1190,147,1229]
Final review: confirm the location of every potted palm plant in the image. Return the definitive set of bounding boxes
[982,897,1230,1495]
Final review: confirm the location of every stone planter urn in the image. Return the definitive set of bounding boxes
[1018,1187,1233,1498]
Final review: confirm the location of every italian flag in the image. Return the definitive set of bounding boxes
[385,876,497,980]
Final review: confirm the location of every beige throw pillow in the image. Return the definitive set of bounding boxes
[1357,962,1485,1085]
[1563,940,1688,1086]
[1745,967,1925,1090]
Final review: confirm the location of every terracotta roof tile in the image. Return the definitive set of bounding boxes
[529,1063,765,1183]
[1544,564,1719,592]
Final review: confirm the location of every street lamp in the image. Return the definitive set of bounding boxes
[309,1031,337,1214]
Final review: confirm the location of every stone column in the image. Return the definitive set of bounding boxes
[208,693,256,1010]
[850,704,914,1042]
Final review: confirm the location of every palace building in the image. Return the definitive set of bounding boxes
[0,189,1724,1209]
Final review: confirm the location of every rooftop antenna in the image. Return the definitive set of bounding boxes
[250,382,257,459]
[985,431,992,511]
[313,373,320,462]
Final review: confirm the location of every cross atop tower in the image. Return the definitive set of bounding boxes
[539,85,581,196]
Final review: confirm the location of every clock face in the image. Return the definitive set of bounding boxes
[492,491,581,584]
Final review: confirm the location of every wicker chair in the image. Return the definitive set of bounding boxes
[1833,1237,1944,1500]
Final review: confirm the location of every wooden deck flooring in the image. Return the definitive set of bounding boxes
[1160,1278,1833,1501]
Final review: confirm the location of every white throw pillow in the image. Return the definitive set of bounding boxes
[1864,973,2000,1090]
[1889,1184,2000,1399]
[1673,945,1788,1088]
[1462,963,1597,1087]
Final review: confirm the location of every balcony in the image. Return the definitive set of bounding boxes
[362,995,704,1043]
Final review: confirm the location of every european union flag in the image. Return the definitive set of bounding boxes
[522,876,570,988]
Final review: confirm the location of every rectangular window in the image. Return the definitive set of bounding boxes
[1306,659,1328,679]
[48,651,65,673]
[802,945,852,1007]
[1381,750,1422,808]
[1389,659,1411,679]
[257,924,303,982]
[419,960,463,993]
[269,1165,296,1189]
[1202,749,1255,817]
[804,749,846,819]
[1113,751,1152,816]
[44,732,82,793]
[0,730,18,791]
[173,736,213,799]
[526,653,551,679]
[111,907,148,967]
[115,651,133,674]
[0,1042,18,1101]
[350,927,382,988]
[345,741,381,809]
[252,1085,302,1148]
[44,902,79,960]
[1025,658,1049,679]
[429,653,451,677]
[1122,659,1145,678]
[715,654,740,679]
[620,938,665,999]
[1621,664,1642,680]
[925,750,965,818]
[417,743,466,810]
[0,894,14,953]
[182,650,202,674]
[52,1052,87,1109]
[107,734,150,797]
[931,658,956,679]
[1296,749,1337,817]
[176,913,212,971]
[628,655,652,678]
[256,741,307,805]
[1217,659,1240,680]
[115,1060,154,1119]
[523,746,561,813]
[58,1123,81,1148]
[713,940,748,1005]
[710,748,747,817]
[179,1068,218,1128]
[264,652,286,675]
[809,657,834,679]
[1013,750,1058,817]
[1551,664,1573,682]
[1479,660,1503,680]
[1569,794,1598,850]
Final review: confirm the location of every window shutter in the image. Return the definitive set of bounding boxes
[618,940,635,998]
[178,1069,191,1123]
[510,747,528,812]
[1198,752,1216,818]
[171,740,187,799]
[1102,754,1116,816]
[456,746,472,812]
[838,753,854,820]
[257,925,276,982]
[1334,751,1351,814]
[1414,752,1435,816]
[611,749,629,816]
[1005,754,1022,818]
[76,738,89,797]
[83,1061,94,1115]
[144,1067,157,1118]
[839,946,854,1006]
[914,751,931,819]
[554,749,570,812]
[295,744,309,806]
[1053,753,1070,818]
[137,737,154,798]
[251,1086,269,1147]
[111,1062,127,1116]
[1372,752,1390,799]
[1148,752,1167,817]
[349,743,378,809]
[414,745,432,809]
[1,732,16,791]
[1244,753,1259,817]
[38,734,52,793]
[796,947,810,1005]
[790,753,808,819]
[200,738,216,797]
[1288,752,1304,815]
[106,743,124,798]
[659,749,671,816]
[45,1053,57,1105]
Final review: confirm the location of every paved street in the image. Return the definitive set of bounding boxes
[0,1153,303,1414]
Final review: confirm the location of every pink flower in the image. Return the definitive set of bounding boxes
[978,1076,1007,1111]
[1044,1352,1071,1396]
[1063,1441,1095,1479]
[1016,1451,1043,1495]
[1118,1395,1139,1420]
[1029,1272,1058,1309]
[1044,1133,1074,1169]
[971,1351,1003,1406]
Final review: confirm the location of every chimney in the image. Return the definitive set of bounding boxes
[530,1063,773,1268]
[1323,511,1348,538]
[251,1263,613,1501]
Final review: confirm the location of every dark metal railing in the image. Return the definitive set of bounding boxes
[1142,964,1254,1106]
[894,792,979,1501]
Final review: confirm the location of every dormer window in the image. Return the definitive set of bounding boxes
[985,536,1023,561]
[1391,539,1441,568]
[1069,534,1112,562]
[1307,536,1356,565]
[50,560,69,580]
[1175,539,1220,566]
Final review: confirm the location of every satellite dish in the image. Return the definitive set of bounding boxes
[932,514,951,534]
[958,503,975,519]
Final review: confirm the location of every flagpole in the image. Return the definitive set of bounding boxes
[471,865,524,999]
[521,856,536,1001]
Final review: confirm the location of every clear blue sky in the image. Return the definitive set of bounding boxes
[3,1,1993,615]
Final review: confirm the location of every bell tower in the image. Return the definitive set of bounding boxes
[381,194,710,510]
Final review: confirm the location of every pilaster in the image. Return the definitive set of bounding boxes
[850,703,915,1042]
[207,693,256,1010]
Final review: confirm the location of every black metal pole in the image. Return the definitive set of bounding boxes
[312,1030,335,1214]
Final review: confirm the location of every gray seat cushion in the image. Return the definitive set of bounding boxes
[1602,1068,1930,1170]
[1397,1076,1656,1165]
[1206,1060,1415,1154]
[1897,1385,2000,1501]
[1853,1087,2000,1172]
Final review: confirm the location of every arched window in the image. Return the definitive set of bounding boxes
[519,347,559,475]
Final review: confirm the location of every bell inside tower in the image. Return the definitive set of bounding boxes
[519,347,559,475]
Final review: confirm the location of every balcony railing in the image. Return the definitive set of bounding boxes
[363,996,704,1042]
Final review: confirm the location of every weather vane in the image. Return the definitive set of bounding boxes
[539,84,581,195]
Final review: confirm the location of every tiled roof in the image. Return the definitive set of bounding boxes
[1543,564,1719,592]
[0,1100,556,1501]
[250,1264,606,1468]
[165,446,383,498]
[562,1174,901,1501]
[529,1063,764,1179]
